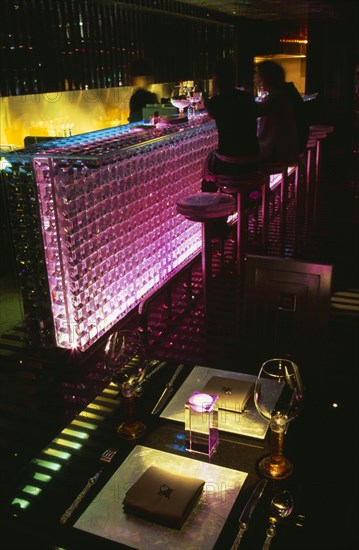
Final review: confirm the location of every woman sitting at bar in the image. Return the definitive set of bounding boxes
[202,58,260,191]
[256,60,309,165]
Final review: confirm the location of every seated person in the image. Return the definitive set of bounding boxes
[203,58,260,189]
[128,59,159,123]
[256,60,309,165]
[202,58,260,238]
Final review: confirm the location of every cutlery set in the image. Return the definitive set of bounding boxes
[59,447,118,525]
[231,480,293,550]
[151,363,184,414]
[59,363,184,525]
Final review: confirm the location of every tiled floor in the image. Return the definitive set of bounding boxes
[0,132,358,512]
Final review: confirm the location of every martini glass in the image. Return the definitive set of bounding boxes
[170,83,190,117]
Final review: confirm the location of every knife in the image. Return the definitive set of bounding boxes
[135,361,168,395]
[151,364,184,414]
[230,479,268,550]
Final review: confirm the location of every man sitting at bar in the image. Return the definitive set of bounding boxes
[256,60,309,165]
[128,59,159,123]
[202,58,260,237]
[203,58,260,188]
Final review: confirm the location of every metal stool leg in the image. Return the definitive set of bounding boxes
[201,221,213,314]
[279,167,288,256]
[313,138,322,230]
[235,191,247,308]
[305,146,314,230]
[293,164,301,257]
[261,180,270,252]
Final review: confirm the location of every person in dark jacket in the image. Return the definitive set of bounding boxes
[128,60,159,123]
[256,60,309,164]
[202,58,261,238]
[203,58,260,185]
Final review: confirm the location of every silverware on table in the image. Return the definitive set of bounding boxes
[262,490,294,550]
[59,447,118,525]
[135,361,168,395]
[151,364,184,415]
[230,479,268,549]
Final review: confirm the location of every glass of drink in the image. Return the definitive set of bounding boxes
[170,83,190,117]
[186,85,202,117]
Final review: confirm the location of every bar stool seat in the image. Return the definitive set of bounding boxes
[176,192,236,312]
[309,124,334,134]
[176,192,236,222]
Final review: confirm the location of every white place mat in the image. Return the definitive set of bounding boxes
[160,366,272,440]
[74,445,248,549]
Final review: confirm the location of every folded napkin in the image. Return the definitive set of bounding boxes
[122,465,205,529]
[201,376,254,413]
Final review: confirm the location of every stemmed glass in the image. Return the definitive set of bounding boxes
[104,329,147,440]
[170,83,190,117]
[186,85,202,118]
[254,358,304,479]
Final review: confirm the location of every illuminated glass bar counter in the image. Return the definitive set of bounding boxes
[4,115,217,351]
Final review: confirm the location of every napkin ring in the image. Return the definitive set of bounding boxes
[158,484,173,498]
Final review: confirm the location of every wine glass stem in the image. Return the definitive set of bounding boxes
[123,395,136,422]
[270,424,285,463]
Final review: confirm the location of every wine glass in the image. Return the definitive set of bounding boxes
[170,83,190,117]
[254,358,304,479]
[186,85,202,118]
[104,329,147,440]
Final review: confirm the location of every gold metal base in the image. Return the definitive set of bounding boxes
[116,420,146,440]
[258,455,293,480]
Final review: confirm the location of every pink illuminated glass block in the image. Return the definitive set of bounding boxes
[34,118,218,350]
[185,391,219,457]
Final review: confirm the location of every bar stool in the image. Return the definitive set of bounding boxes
[176,192,236,313]
[261,161,302,257]
[308,125,334,229]
[305,138,317,231]
[213,171,267,296]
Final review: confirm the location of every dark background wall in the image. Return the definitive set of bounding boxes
[1,0,357,144]
[0,0,238,96]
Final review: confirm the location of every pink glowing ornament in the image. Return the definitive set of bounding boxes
[185,391,219,457]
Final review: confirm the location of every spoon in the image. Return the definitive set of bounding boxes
[262,490,294,550]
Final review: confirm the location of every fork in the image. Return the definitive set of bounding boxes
[59,447,118,525]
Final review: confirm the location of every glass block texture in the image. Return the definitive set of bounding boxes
[5,117,217,351]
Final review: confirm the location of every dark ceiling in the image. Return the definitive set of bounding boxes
[179,0,356,23]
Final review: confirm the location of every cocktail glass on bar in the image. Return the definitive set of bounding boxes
[170,84,190,117]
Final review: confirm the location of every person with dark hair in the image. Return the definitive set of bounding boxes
[202,58,260,238]
[128,59,159,123]
[256,60,309,164]
[203,58,260,186]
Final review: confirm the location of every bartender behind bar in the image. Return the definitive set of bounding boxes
[128,59,159,123]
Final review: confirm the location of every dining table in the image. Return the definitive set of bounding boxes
[2,357,356,550]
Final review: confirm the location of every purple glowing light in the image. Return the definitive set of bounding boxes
[35,119,218,350]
